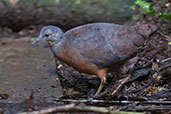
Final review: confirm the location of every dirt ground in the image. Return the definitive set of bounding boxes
[0,37,63,101]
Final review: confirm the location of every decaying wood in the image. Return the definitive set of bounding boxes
[160,67,171,74]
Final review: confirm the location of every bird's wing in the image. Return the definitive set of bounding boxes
[63,23,132,69]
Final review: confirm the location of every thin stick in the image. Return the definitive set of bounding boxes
[158,31,170,40]
[126,105,171,111]
[20,103,144,114]
[112,76,130,95]
[161,57,171,63]
[55,99,171,105]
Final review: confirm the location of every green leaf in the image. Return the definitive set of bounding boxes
[168,41,171,46]
[134,0,151,14]
[149,6,155,15]
[162,14,171,20]
[168,42,171,45]
[130,5,136,10]
[132,15,138,20]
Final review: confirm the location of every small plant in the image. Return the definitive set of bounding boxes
[131,0,171,20]
[131,0,171,48]
[131,0,155,15]
[159,12,171,20]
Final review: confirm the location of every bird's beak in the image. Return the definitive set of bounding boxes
[32,36,42,44]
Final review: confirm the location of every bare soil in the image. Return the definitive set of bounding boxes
[0,37,63,101]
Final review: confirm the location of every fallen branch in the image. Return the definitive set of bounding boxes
[20,103,143,114]
[126,105,171,111]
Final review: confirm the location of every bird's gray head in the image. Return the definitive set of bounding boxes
[32,25,64,44]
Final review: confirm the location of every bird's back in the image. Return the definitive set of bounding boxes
[53,23,148,73]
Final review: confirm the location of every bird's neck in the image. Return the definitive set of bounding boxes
[48,34,64,46]
[47,36,63,52]
[48,41,53,46]
[47,38,64,61]
[48,40,59,48]
[47,41,59,57]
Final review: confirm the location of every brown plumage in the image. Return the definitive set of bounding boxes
[32,23,156,96]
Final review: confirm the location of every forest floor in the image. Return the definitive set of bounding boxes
[0,19,170,114]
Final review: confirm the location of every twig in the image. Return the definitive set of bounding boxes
[112,75,130,95]
[126,105,171,111]
[158,31,170,40]
[160,64,171,70]
[155,0,171,14]
[133,58,153,70]
[55,99,171,105]
[160,57,171,63]
[155,57,171,71]
[20,103,143,114]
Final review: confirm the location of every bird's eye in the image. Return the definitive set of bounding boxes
[45,34,49,37]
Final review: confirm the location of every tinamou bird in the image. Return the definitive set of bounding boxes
[32,23,156,96]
